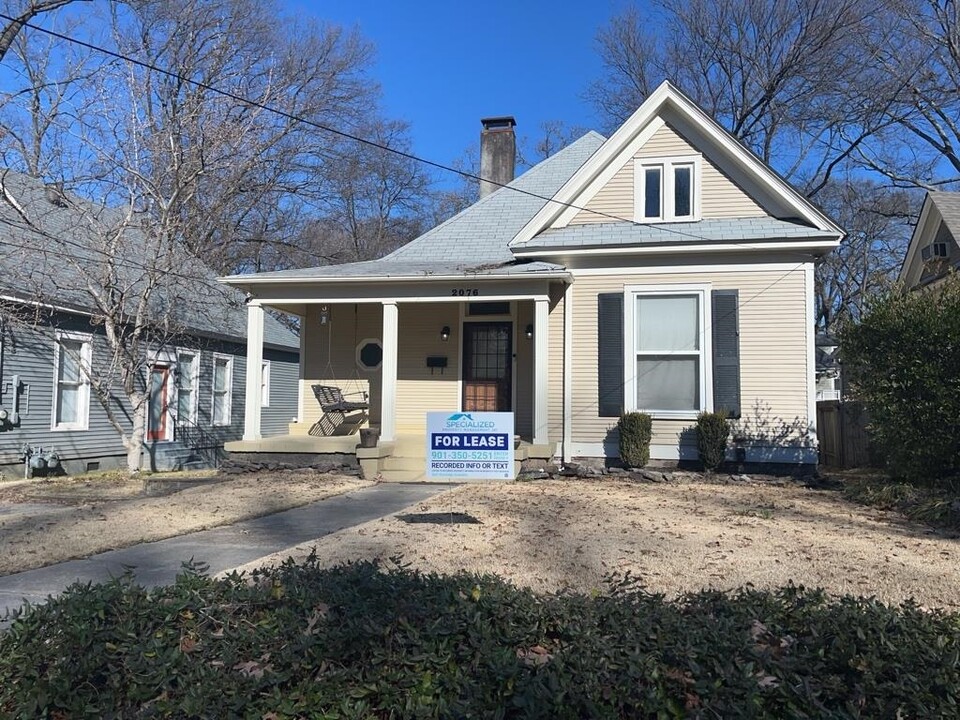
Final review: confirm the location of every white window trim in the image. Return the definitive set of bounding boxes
[261,359,271,408]
[175,348,200,424]
[623,283,713,420]
[634,154,702,223]
[51,330,93,431]
[356,338,383,372]
[211,353,234,426]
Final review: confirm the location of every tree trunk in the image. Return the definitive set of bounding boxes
[125,392,147,474]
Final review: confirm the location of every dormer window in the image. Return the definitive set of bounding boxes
[635,156,700,222]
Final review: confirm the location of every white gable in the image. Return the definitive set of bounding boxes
[510,81,842,249]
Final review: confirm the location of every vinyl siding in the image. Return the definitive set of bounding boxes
[570,122,766,225]
[0,310,298,471]
[562,268,810,454]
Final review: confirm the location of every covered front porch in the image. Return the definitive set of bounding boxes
[226,273,568,480]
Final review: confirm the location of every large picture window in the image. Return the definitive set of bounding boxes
[212,354,233,426]
[52,332,92,430]
[625,286,710,418]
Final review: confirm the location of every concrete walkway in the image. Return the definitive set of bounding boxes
[0,482,456,617]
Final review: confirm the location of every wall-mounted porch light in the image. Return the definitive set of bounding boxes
[440,325,451,341]
[319,305,330,325]
[525,323,534,339]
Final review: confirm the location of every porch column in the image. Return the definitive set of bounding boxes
[533,298,550,445]
[243,302,264,441]
[380,301,399,443]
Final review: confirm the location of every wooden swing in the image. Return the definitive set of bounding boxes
[308,306,370,437]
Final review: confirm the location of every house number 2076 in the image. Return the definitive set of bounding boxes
[451,288,480,296]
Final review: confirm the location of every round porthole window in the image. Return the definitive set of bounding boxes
[357,339,383,371]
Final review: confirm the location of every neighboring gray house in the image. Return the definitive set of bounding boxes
[0,172,299,476]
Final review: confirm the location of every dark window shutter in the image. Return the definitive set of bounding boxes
[597,293,624,417]
[711,289,741,418]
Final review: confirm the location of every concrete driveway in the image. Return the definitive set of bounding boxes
[0,482,456,617]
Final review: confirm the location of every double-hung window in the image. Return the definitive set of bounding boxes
[52,332,92,430]
[635,156,700,222]
[212,354,233,426]
[625,285,710,418]
[176,351,199,423]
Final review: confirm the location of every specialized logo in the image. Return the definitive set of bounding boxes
[445,412,495,430]
[447,413,473,422]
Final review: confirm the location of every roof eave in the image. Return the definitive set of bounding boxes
[218,270,575,286]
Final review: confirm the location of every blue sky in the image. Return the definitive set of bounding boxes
[286,0,630,174]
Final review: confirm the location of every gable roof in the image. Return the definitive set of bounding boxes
[510,81,843,250]
[0,171,298,350]
[900,190,960,285]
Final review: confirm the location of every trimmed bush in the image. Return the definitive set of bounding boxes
[2,559,960,718]
[618,411,652,468]
[842,274,960,483]
[696,410,730,470]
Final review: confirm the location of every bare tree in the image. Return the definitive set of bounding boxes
[857,0,960,188]
[589,0,897,196]
[0,0,89,61]
[0,0,400,472]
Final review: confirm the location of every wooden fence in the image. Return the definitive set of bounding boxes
[816,400,871,468]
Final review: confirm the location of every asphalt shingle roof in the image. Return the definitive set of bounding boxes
[223,132,607,282]
[0,171,297,349]
[514,217,834,252]
[928,191,960,239]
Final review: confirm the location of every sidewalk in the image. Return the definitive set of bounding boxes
[0,482,456,617]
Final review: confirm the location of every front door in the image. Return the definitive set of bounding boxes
[147,366,170,441]
[462,322,512,412]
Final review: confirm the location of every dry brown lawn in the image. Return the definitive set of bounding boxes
[236,478,960,610]
[0,471,369,575]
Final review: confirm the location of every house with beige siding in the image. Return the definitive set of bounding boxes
[221,82,843,478]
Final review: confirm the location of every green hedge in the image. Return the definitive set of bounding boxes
[696,411,730,471]
[842,274,960,482]
[2,558,959,718]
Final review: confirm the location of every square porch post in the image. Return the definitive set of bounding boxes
[243,302,264,441]
[380,301,399,443]
[533,298,550,445]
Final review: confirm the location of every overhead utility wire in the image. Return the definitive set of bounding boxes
[0,13,835,254]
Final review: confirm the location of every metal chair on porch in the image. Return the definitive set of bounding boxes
[308,384,369,437]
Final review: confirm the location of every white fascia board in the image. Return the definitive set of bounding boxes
[512,239,840,258]
[509,80,843,250]
[218,271,574,286]
[899,195,935,283]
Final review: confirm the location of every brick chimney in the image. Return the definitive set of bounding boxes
[479,116,516,199]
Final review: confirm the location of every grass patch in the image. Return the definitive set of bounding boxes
[2,558,960,718]
[841,473,960,532]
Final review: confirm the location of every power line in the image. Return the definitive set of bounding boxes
[0,12,835,255]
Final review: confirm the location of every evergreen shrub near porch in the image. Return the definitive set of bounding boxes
[696,410,731,471]
[3,558,959,718]
[618,411,652,468]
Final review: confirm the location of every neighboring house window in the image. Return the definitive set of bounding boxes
[52,332,92,430]
[261,360,271,408]
[212,354,233,425]
[625,286,709,418]
[176,351,199,423]
[635,156,700,222]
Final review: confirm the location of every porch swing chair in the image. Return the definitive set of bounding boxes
[308,307,370,437]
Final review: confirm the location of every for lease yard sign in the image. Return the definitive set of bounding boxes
[426,411,515,480]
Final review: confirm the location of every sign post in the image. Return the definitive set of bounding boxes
[426,411,515,480]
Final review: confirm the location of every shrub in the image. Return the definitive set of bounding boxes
[841,274,960,483]
[2,559,960,718]
[696,410,730,470]
[618,411,652,467]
